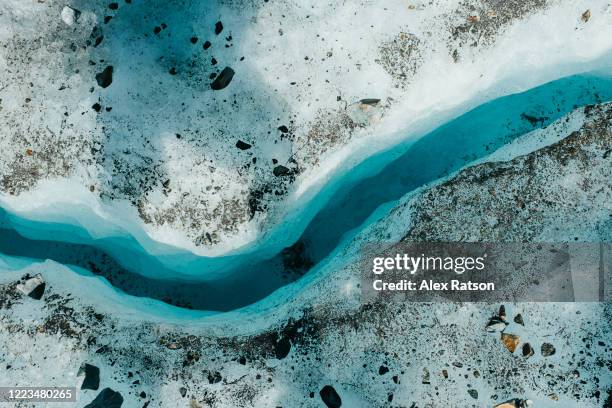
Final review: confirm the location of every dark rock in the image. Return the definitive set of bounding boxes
[378,365,389,375]
[422,368,430,384]
[92,103,102,112]
[79,363,100,390]
[203,41,211,50]
[108,3,119,10]
[16,274,45,300]
[273,165,290,177]
[319,385,342,408]
[513,314,524,325]
[179,387,187,398]
[498,305,506,321]
[84,388,123,408]
[468,389,478,399]
[275,336,291,359]
[238,356,246,365]
[139,392,146,398]
[210,67,234,90]
[494,399,531,408]
[182,350,200,366]
[169,67,177,76]
[280,241,313,275]
[28,282,46,300]
[521,113,548,127]
[153,26,161,34]
[190,37,198,44]
[522,343,534,358]
[215,21,223,35]
[485,316,507,332]
[581,9,591,23]
[359,98,380,106]
[207,371,222,384]
[236,140,252,150]
[278,125,289,133]
[95,66,113,88]
[248,188,264,219]
[541,343,556,357]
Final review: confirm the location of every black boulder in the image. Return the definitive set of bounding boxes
[84,388,123,408]
[211,67,234,90]
[320,385,342,408]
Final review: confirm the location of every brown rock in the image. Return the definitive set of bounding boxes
[581,9,591,23]
[501,333,520,353]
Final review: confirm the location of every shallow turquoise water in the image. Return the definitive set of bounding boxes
[1,71,611,312]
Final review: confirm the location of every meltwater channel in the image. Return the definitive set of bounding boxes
[1,72,611,312]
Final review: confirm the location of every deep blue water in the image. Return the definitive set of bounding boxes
[1,72,611,311]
